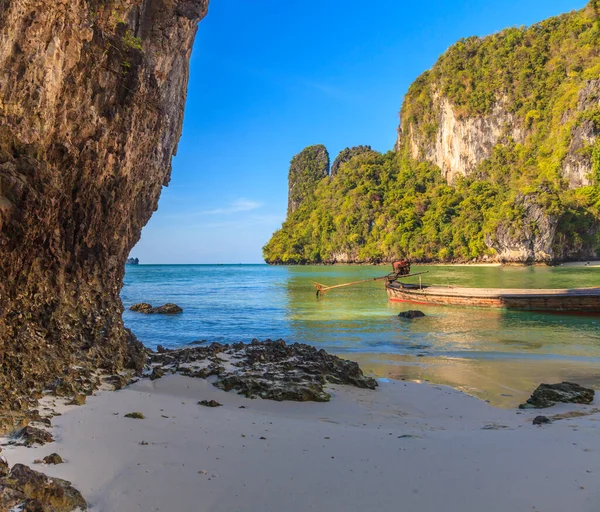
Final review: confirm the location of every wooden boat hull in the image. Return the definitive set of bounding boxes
[386,281,600,313]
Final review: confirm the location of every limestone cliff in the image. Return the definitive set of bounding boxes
[287,145,329,214]
[399,95,525,184]
[0,0,208,418]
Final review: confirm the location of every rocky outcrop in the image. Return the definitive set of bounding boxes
[288,145,329,214]
[331,145,373,177]
[486,194,559,263]
[398,310,425,319]
[563,79,600,188]
[148,339,378,402]
[0,462,87,511]
[399,95,524,184]
[519,382,595,409]
[0,1,208,414]
[129,302,183,314]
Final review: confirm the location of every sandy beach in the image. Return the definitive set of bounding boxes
[3,375,599,512]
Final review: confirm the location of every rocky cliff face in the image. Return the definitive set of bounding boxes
[485,195,558,263]
[288,145,329,214]
[0,0,208,417]
[399,96,525,184]
[398,82,599,187]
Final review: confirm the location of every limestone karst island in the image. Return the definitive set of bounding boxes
[0,1,599,511]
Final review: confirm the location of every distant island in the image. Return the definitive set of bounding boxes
[264,2,600,265]
[126,257,140,265]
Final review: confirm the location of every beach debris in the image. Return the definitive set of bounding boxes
[148,339,378,403]
[533,416,552,426]
[198,400,222,408]
[124,412,145,419]
[43,453,64,465]
[129,303,183,314]
[398,310,425,319]
[140,440,149,446]
[0,462,86,511]
[398,434,422,439]
[481,424,510,430]
[519,382,595,409]
[16,426,54,447]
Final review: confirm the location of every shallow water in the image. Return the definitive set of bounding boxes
[122,264,600,407]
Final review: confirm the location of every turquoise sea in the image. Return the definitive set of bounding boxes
[122,264,600,406]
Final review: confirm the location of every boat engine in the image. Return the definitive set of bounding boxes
[392,260,411,276]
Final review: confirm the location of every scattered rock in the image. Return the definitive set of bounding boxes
[0,463,86,511]
[129,302,153,313]
[69,393,87,406]
[43,453,63,465]
[148,339,378,403]
[519,382,595,409]
[140,440,149,446]
[398,310,425,319]
[0,457,9,477]
[130,303,183,314]
[481,424,509,430]
[533,416,552,425]
[153,303,183,314]
[103,373,132,391]
[16,426,54,446]
[157,345,167,353]
[149,368,165,381]
[124,412,145,419]
[198,400,222,408]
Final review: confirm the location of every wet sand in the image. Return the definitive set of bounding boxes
[3,375,600,512]
[349,353,600,408]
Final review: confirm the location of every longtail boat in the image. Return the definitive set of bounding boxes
[386,280,600,313]
[314,260,600,314]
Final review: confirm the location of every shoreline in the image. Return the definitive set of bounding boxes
[264,260,600,267]
[3,374,599,512]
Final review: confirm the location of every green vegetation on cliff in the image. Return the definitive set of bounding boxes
[264,2,600,264]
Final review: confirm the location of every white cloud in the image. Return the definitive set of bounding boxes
[201,198,263,215]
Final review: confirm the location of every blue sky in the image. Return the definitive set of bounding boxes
[131,0,587,264]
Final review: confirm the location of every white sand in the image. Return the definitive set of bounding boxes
[4,376,600,512]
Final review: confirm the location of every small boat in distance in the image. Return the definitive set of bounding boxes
[386,280,600,314]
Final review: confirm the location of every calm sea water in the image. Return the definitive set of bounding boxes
[122,264,600,406]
